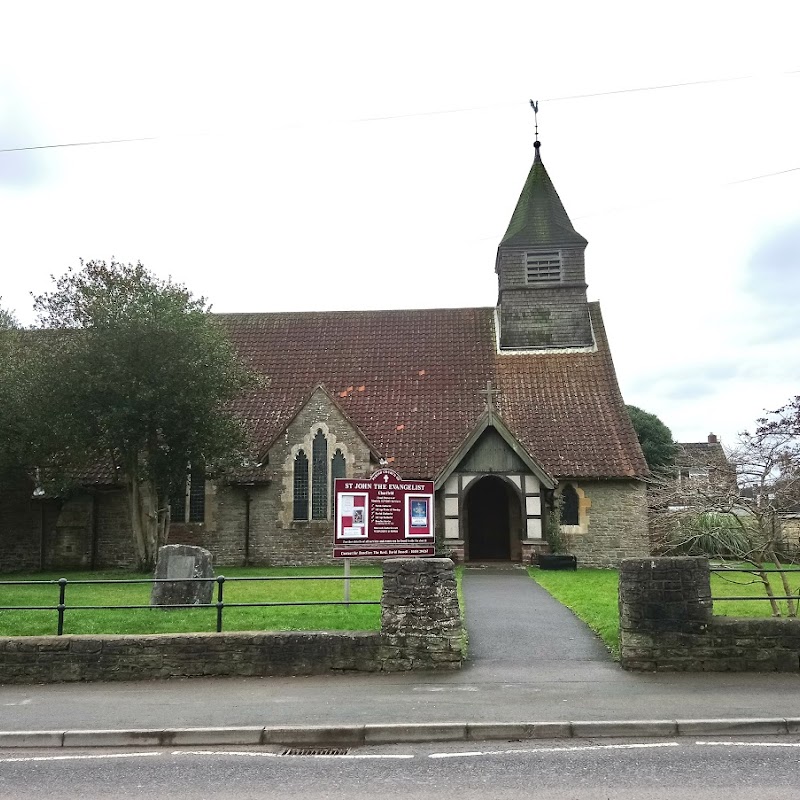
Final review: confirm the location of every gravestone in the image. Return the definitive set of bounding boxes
[150,544,214,608]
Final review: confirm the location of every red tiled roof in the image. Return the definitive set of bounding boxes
[217,303,647,481]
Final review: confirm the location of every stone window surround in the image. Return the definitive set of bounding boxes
[283,422,353,525]
[557,481,590,535]
[443,472,542,542]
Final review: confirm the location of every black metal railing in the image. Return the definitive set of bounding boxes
[710,565,800,602]
[0,574,382,635]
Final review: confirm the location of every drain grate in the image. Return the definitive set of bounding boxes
[281,747,350,756]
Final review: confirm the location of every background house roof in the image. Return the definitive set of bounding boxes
[676,441,730,471]
[217,302,647,481]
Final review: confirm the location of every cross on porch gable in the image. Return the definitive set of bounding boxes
[479,380,501,423]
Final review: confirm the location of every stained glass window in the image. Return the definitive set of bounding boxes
[311,429,328,520]
[188,465,206,523]
[170,485,187,523]
[331,448,346,515]
[561,484,579,526]
[293,450,309,520]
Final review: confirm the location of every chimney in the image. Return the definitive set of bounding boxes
[708,433,718,444]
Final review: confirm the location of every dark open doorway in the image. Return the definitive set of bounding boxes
[465,476,520,561]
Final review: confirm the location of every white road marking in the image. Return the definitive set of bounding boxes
[172,750,279,758]
[697,741,800,748]
[0,752,163,763]
[2,699,31,706]
[170,750,414,760]
[429,742,680,758]
[412,686,479,692]
[334,755,415,760]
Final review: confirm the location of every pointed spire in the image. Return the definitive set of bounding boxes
[500,140,587,248]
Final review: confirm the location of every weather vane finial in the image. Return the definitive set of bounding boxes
[529,99,540,150]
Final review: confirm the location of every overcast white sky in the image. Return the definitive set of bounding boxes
[1,0,798,449]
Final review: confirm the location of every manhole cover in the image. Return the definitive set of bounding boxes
[281,747,350,756]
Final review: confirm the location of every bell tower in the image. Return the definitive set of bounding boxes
[496,131,592,350]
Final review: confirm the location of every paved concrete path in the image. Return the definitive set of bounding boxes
[3,566,800,734]
[461,565,611,672]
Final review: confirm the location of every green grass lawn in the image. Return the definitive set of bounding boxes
[706,563,800,618]
[530,564,800,660]
[0,566,382,636]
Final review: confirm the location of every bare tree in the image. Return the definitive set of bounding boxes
[649,419,800,617]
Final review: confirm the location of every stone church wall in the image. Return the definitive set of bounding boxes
[0,481,45,573]
[202,483,247,565]
[92,491,136,568]
[561,480,649,568]
[217,388,375,567]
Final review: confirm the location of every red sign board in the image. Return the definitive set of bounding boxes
[334,468,435,559]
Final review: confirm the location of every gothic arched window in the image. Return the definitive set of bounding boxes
[169,465,206,524]
[293,450,309,520]
[561,484,579,526]
[331,448,346,515]
[311,429,328,520]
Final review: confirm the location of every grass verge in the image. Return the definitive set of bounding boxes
[0,566,382,636]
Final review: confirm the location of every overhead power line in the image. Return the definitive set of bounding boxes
[0,135,159,154]
[727,166,800,185]
[1,70,797,155]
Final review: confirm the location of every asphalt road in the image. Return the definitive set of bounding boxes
[2,738,800,799]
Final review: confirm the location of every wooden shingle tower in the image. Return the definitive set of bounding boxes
[496,139,593,350]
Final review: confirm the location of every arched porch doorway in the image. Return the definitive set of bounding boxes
[464,475,522,561]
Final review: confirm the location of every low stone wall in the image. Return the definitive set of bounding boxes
[620,557,800,672]
[0,631,382,683]
[0,558,462,684]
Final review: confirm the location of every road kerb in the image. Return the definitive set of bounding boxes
[784,718,800,734]
[467,722,571,741]
[364,723,467,744]
[570,720,679,738]
[260,725,365,747]
[166,727,265,746]
[63,729,165,748]
[0,731,64,748]
[2,718,799,749]
[677,718,790,736]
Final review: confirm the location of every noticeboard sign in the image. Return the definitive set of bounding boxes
[334,468,435,559]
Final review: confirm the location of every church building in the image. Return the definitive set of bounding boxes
[0,135,650,571]
[200,136,650,568]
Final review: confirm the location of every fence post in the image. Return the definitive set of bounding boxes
[343,558,351,608]
[216,575,225,633]
[57,577,67,636]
